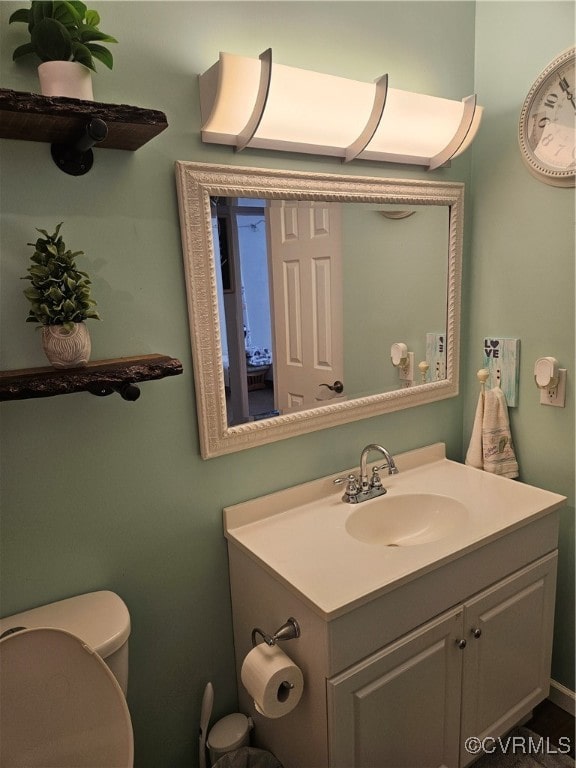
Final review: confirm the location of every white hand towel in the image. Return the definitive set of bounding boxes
[465,390,484,470]
[481,386,519,478]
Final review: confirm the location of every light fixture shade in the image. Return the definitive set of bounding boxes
[199,50,483,169]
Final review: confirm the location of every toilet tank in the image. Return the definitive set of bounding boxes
[0,591,130,695]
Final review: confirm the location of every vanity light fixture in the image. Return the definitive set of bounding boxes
[198,49,483,169]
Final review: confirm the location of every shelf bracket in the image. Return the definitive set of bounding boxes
[50,117,108,176]
[87,380,141,401]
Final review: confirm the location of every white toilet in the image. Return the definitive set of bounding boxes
[0,591,133,768]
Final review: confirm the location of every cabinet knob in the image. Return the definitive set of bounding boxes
[456,639,467,649]
[471,628,482,639]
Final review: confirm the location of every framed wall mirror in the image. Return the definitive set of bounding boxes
[175,163,463,458]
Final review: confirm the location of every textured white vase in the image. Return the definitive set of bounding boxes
[42,323,91,369]
[37,61,94,100]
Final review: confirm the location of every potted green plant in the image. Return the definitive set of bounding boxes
[22,222,100,368]
[9,1,118,100]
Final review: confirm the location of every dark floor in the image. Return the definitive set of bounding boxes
[226,384,276,425]
[527,699,575,758]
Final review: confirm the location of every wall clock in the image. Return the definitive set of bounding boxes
[518,46,575,187]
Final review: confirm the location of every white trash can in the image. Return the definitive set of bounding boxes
[207,713,252,766]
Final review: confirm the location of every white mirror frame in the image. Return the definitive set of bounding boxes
[175,162,463,459]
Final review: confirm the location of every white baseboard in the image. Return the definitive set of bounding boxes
[549,679,576,716]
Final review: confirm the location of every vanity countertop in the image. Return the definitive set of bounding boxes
[223,444,566,619]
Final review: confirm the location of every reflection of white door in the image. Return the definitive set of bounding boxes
[267,201,344,413]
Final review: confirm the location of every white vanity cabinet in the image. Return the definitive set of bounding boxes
[224,446,565,768]
[328,606,464,768]
[458,553,557,767]
[227,521,559,768]
[327,552,557,768]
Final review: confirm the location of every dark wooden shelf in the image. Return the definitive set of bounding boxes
[0,89,168,150]
[0,354,183,402]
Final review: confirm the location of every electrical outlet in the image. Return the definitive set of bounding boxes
[399,352,414,382]
[540,369,567,407]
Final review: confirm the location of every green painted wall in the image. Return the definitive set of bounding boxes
[0,3,572,767]
[467,1,575,692]
[343,204,449,394]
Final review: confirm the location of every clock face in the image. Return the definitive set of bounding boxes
[519,47,575,187]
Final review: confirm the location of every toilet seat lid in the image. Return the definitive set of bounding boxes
[0,627,133,768]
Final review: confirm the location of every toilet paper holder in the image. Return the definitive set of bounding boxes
[251,617,301,647]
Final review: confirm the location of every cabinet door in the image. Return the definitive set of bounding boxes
[460,552,557,767]
[328,607,464,768]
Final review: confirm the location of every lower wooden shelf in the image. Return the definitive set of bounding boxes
[0,354,183,402]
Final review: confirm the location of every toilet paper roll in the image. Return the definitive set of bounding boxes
[240,643,304,719]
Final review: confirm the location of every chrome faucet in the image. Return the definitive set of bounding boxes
[335,443,399,503]
[360,443,399,489]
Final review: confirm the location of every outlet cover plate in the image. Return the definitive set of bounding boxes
[540,368,566,407]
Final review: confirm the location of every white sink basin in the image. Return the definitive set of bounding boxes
[345,493,468,546]
[225,443,566,617]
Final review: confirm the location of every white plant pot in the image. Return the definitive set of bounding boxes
[42,323,91,369]
[38,61,94,100]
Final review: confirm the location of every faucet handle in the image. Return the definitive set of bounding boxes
[374,460,399,476]
[370,466,384,489]
[334,474,360,500]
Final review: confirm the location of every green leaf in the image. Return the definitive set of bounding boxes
[84,9,99,26]
[80,27,117,44]
[53,2,83,27]
[67,1,87,19]
[12,42,36,61]
[31,2,54,28]
[48,285,64,301]
[87,43,113,70]
[29,265,50,278]
[70,40,94,69]
[31,17,73,61]
[62,299,75,314]
[9,8,31,24]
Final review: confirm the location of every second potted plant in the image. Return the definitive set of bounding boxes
[9,1,118,100]
[22,222,100,368]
